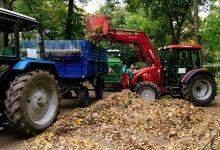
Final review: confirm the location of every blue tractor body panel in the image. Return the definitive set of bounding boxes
[22,40,108,79]
[12,59,55,70]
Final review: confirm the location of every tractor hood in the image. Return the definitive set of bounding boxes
[131,66,158,85]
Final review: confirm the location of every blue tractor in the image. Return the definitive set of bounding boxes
[0,8,107,135]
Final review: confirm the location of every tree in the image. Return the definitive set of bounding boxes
[65,0,74,39]
[0,0,16,9]
[125,0,216,44]
[202,4,220,52]
[65,0,85,39]
[194,0,200,44]
[96,4,168,65]
[14,0,85,40]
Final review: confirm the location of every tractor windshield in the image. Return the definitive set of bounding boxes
[171,49,201,68]
[20,30,42,58]
[0,9,42,59]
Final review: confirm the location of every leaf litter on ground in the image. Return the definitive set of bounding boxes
[27,90,220,150]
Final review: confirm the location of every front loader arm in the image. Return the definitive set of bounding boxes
[86,15,161,68]
[106,29,161,68]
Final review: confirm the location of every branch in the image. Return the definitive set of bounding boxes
[202,129,220,149]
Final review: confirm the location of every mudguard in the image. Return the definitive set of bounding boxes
[12,59,60,78]
[12,59,56,70]
[181,68,215,84]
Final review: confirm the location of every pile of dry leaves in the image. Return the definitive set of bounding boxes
[27,90,220,150]
[84,14,104,45]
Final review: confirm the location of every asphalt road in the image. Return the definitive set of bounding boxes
[0,89,118,150]
[0,89,219,150]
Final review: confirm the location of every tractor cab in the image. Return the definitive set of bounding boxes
[104,49,123,86]
[0,8,43,77]
[159,44,202,86]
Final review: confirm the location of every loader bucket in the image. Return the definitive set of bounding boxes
[86,15,110,36]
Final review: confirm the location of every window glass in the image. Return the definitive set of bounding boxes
[0,24,16,57]
[172,50,190,67]
[160,50,169,68]
[191,50,200,67]
[20,30,41,58]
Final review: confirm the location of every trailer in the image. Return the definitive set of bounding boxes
[22,40,108,102]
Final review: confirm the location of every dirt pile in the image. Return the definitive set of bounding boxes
[27,90,220,150]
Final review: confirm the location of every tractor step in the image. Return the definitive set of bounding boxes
[166,86,181,97]
[171,87,181,97]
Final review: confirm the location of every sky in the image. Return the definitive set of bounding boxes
[76,0,105,14]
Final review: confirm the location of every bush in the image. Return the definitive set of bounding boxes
[204,65,220,77]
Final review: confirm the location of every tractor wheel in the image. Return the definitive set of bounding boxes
[4,70,61,136]
[134,81,160,100]
[95,78,104,99]
[0,101,7,125]
[181,75,216,106]
[78,86,89,107]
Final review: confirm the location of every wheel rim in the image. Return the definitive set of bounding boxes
[26,80,58,126]
[192,79,212,101]
[139,87,156,100]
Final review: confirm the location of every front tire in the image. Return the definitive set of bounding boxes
[134,81,160,100]
[4,70,61,136]
[181,75,216,106]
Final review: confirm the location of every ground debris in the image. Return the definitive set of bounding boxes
[27,90,220,150]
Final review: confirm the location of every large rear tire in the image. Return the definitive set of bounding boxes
[4,70,61,136]
[78,86,89,107]
[134,81,160,100]
[181,75,216,106]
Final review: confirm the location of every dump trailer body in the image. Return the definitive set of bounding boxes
[22,40,108,80]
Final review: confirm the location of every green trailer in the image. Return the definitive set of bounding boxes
[104,50,123,86]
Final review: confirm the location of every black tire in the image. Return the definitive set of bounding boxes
[95,78,104,99]
[134,81,160,100]
[4,70,61,136]
[0,101,7,125]
[78,86,89,107]
[181,74,217,106]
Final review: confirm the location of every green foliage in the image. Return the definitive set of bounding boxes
[96,4,168,65]
[13,0,85,39]
[204,65,220,75]
[125,0,216,44]
[202,4,220,52]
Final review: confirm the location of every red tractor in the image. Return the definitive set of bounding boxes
[87,16,217,106]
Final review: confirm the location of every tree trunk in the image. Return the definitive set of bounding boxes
[0,0,15,10]
[65,0,73,39]
[193,0,200,45]
[0,1,3,8]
